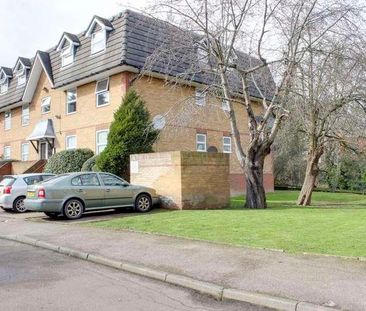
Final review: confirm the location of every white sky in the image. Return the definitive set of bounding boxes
[0,0,148,68]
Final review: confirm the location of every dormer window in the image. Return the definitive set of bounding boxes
[56,32,80,68]
[0,77,8,94]
[14,58,31,87]
[17,71,26,86]
[61,45,74,67]
[91,30,106,54]
[85,15,114,55]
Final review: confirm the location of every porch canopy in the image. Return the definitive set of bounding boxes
[27,119,56,152]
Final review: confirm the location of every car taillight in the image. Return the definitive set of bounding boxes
[38,188,46,198]
[3,186,12,194]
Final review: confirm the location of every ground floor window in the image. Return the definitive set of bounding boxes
[196,133,207,152]
[65,135,77,150]
[96,130,109,154]
[21,143,29,161]
[3,146,11,160]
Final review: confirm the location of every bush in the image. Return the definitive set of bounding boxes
[97,89,159,179]
[81,155,100,172]
[44,148,94,174]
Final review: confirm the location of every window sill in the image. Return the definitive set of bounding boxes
[96,102,110,108]
[66,111,77,116]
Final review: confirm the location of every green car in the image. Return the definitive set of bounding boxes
[24,172,159,220]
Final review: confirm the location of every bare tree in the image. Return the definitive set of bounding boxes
[291,27,366,206]
[141,0,358,208]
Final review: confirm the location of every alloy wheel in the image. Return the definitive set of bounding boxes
[15,198,27,213]
[65,201,82,219]
[137,196,151,212]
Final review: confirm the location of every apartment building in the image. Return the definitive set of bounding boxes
[0,10,274,194]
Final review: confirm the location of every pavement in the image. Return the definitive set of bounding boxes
[0,239,267,311]
[1,209,366,310]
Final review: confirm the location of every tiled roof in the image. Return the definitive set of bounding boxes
[0,10,275,110]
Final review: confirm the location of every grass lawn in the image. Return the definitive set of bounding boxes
[89,191,366,257]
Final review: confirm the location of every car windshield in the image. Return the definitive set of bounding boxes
[41,174,70,184]
[0,177,16,187]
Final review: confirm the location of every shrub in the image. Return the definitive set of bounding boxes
[44,148,94,174]
[97,89,159,179]
[81,155,100,172]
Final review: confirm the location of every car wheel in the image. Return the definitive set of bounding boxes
[63,199,84,220]
[12,197,27,213]
[44,212,59,219]
[135,194,152,213]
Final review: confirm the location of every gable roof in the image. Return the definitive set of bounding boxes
[14,57,32,71]
[56,32,80,51]
[85,15,114,37]
[0,67,13,79]
[0,9,275,110]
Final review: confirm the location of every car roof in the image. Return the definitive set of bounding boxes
[4,173,55,178]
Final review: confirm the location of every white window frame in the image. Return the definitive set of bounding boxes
[17,71,26,87]
[96,130,109,155]
[0,78,8,94]
[223,136,232,153]
[91,30,106,55]
[21,143,29,161]
[3,146,11,160]
[66,89,77,115]
[4,111,11,130]
[196,133,207,152]
[21,104,30,126]
[65,135,77,150]
[41,97,51,114]
[95,78,110,107]
[61,45,75,68]
[195,89,206,106]
[222,99,230,111]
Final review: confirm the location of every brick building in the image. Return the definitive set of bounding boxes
[0,10,275,195]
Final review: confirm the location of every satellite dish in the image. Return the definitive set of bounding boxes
[152,115,166,130]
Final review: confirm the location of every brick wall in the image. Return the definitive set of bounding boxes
[130,151,230,209]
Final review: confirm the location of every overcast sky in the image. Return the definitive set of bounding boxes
[0,0,148,68]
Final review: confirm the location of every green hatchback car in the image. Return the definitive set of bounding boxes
[24,172,159,220]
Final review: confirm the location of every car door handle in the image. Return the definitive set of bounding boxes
[77,189,84,193]
[106,189,111,192]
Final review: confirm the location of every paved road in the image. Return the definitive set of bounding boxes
[0,240,269,311]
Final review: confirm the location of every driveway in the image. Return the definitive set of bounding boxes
[0,239,267,311]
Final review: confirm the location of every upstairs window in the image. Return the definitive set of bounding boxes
[4,111,11,130]
[3,146,11,160]
[17,70,26,86]
[196,133,207,152]
[22,104,30,126]
[223,136,232,153]
[96,78,109,107]
[91,30,106,54]
[61,45,74,67]
[96,130,109,154]
[66,89,77,114]
[0,76,8,94]
[41,97,51,114]
[195,89,206,106]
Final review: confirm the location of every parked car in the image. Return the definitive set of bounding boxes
[0,173,55,213]
[24,172,159,220]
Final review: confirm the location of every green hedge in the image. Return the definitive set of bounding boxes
[44,148,94,174]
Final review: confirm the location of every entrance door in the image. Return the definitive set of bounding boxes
[39,142,49,160]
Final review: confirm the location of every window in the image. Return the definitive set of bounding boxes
[24,175,43,185]
[71,176,82,186]
[195,89,206,106]
[78,174,100,186]
[66,89,77,114]
[21,143,29,161]
[196,133,207,152]
[3,146,11,160]
[96,130,109,154]
[0,78,8,94]
[4,111,11,130]
[21,104,30,126]
[223,136,232,153]
[61,45,74,67]
[41,97,51,114]
[91,30,106,54]
[100,173,126,186]
[222,99,230,111]
[66,135,77,150]
[17,72,26,86]
[95,79,109,107]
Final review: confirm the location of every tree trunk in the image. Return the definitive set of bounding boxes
[245,154,267,209]
[297,149,323,206]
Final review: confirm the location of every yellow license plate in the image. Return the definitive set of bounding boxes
[27,191,35,198]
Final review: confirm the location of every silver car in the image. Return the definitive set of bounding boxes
[24,172,159,220]
[0,173,55,213]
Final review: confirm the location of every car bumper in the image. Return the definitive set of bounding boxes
[0,195,13,210]
[152,197,159,206]
[24,199,64,213]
